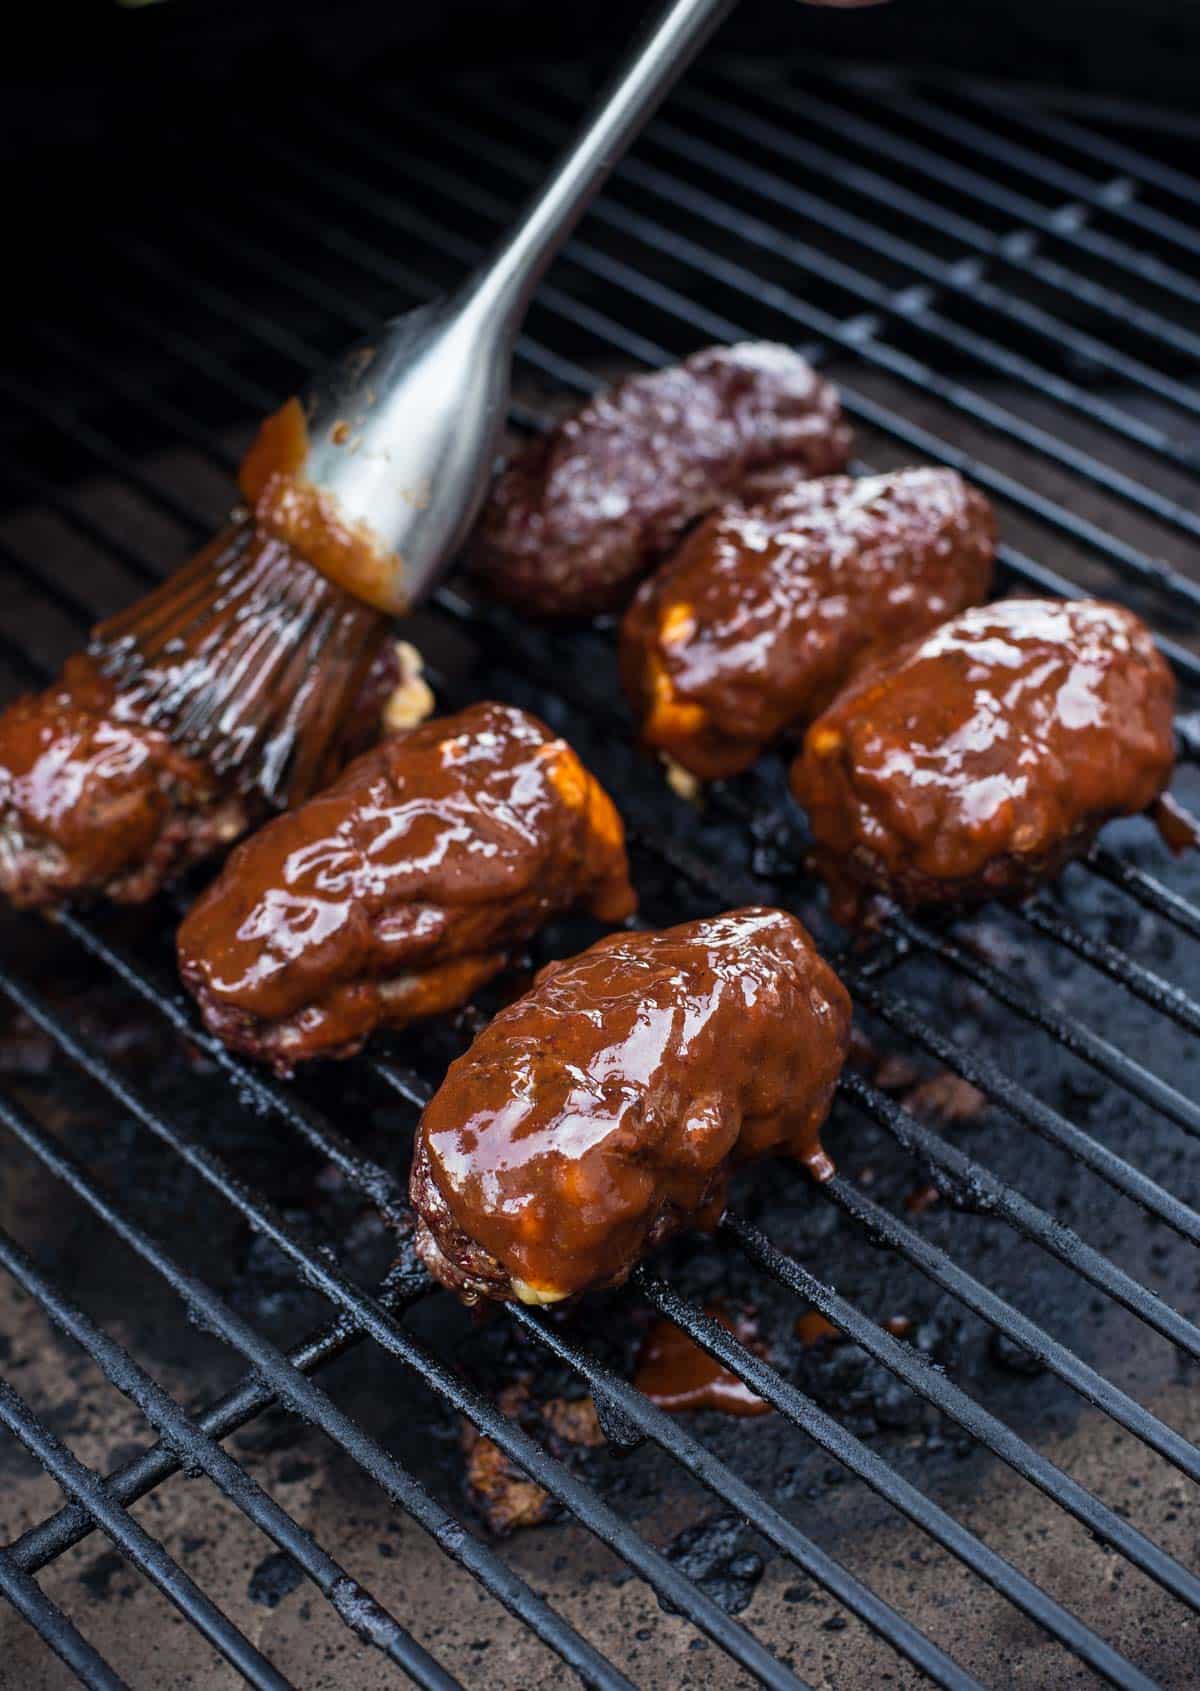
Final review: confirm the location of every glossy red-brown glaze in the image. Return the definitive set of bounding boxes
[411,908,851,1305]
[621,468,996,780]
[239,397,405,613]
[0,651,244,909]
[634,1309,771,1418]
[469,344,852,619]
[1153,793,1200,854]
[792,599,1177,923]
[177,702,635,1072]
[794,1311,841,1347]
[0,514,402,913]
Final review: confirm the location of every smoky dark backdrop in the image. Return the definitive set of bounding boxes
[4,0,1196,144]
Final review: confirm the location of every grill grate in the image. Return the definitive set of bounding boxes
[1,51,1199,1691]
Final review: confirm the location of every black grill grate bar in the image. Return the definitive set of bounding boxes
[0,371,214,537]
[0,65,1196,1691]
[13,843,1198,1688]
[10,385,1198,1223]
[0,531,99,636]
[847,972,1200,1248]
[6,904,994,1688]
[968,85,1200,139]
[974,93,1200,214]
[694,73,1200,367]
[421,593,1200,1119]
[866,82,1200,262]
[252,111,1200,621]
[8,1309,366,1576]
[1086,848,1200,945]
[36,155,1200,694]
[457,79,1200,463]
[0,1228,457,1691]
[632,1271,1162,1691]
[721,1209,1200,1587]
[0,1383,293,1691]
[817,1171,1200,1484]
[510,1305,991,1691]
[841,1072,1200,1361]
[1,459,168,593]
[1017,904,1200,1040]
[7,397,1198,1239]
[0,1547,131,1691]
[35,319,243,477]
[53,910,411,1228]
[669,79,1200,400]
[1089,846,1200,941]
[239,157,1200,685]
[890,911,1200,1140]
[0,988,808,1691]
[639,107,1200,461]
[723,71,1200,310]
[0,628,43,690]
[117,228,323,380]
[10,866,1192,1683]
[100,289,278,419]
[0,1088,636,1691]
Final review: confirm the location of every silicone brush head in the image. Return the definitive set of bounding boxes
[91,517,390,810]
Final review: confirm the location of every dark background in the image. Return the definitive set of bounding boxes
[5,0,1198,144]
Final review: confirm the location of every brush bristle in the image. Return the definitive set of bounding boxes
[91,518,389,809]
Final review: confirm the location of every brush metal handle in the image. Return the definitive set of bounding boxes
[474,0,739,329]
[297,0,740,614]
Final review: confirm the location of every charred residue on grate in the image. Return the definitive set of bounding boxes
[0,51,1199,1691]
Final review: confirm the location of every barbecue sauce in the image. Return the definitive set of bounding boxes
[0,649,245,909]
[621,468,996,781]
[178,702,635,1072]
[412,908,852,1305]
[0,626,405,917]
[794,1311,841,1347]
[469,343,852,619]
[793,599,1177,921]
[1152,793,1200,854]
[240,396,406,613]
[634,1308,771,1418]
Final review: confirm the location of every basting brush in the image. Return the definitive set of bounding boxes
[91,0,739,808]
[94,518,392,807]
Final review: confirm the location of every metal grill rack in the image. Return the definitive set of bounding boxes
[1,53,1199,1690]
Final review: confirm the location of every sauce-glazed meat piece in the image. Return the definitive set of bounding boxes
[0,531,401,913]
[0,652,251,910]
[177,703,635,1073]
[792,599,1176,923]
[620,468,996,781]
[411,908,851,1306]
[469,344,852,618]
